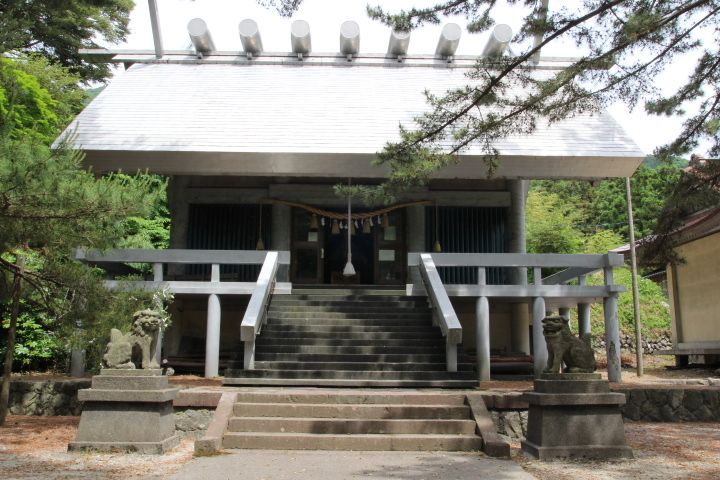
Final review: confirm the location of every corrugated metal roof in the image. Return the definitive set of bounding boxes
[59,62,644,177]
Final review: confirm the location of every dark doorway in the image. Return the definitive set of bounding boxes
[324,226,374,284]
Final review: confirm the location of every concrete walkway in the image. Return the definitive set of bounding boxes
[166,450,536,480]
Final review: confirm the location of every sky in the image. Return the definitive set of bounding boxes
[105,0,712,157]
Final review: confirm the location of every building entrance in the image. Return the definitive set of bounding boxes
[290,208,406,285]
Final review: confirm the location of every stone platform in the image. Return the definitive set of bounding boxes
[521,373,633,460]
[68,369,180,454]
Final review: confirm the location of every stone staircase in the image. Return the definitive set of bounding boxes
[224,287,476,388]
[222,390,484,451]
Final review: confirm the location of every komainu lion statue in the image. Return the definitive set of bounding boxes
[103,309,163,370]
[542,315,596,374]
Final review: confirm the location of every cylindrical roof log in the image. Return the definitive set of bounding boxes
[435,23,462,58]
[482,24,513,57]
[291,20,311,54]
[387,30,411,57]
[339,21,360,55]
[239,18,263,54]
[187,18,215,54]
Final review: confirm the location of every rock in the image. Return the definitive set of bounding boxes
[174,408,212,436]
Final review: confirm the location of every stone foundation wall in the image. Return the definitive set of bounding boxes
[8,379,90,416]
[489,386,720,439]
[594,332,672,354]
[8,379,213,437]
[620,388,720,421]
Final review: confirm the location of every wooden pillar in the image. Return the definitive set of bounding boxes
[476,267,490,382]
[204,294,221,378]
[509,180,530,354]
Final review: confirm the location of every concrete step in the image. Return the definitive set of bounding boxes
[225,369,474,381]
[233,391,468,405]
[252,353,447,362]
[250,345,443,354]
[231,402,472,419]
[265,318,432,327]
[281,294,427,302]
[252,361,474,372]
[290,288,407,296]
[222,432,482,451]
[267,311,432,319]
[222,377,478,388]
[270,300,428,308]
[268,306,431,313]
[259,329,440,339]
[255,337,441,347]
[227,417,477,434]
[261,325,440,334]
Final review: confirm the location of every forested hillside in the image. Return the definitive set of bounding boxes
[529,158,686,340]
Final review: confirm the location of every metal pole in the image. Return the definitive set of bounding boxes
[625,177,644,376]
[148,0,163,59]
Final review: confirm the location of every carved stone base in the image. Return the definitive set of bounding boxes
[68,369,179,454]
[520,376,633,460]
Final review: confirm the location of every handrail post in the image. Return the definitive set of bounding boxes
[418,254,461,373]
[532,267,547,378]
[211,263,220,282]
[603,265,622,382]
[152,262,164,366]
[577,275,591,337]
[476,267,490,382]
[240,251,280,370]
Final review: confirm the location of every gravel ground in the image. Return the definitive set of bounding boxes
[515,421,720,480]
[0,416,194,480]
[2,416,719,479]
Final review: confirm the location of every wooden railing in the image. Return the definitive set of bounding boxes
[76,248,291,295]
[417,254,462,372]
[408,252,625,382]
[76,248,291,377]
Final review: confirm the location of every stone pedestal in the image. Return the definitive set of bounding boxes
[521,373,633,460]
[68,369,180,454]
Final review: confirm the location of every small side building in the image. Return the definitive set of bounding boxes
[664,207,720,365]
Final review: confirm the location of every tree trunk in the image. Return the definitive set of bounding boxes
[0,255,24,426]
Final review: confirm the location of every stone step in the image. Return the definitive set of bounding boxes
[222,377,478,388]
[252,353,447,362]
[251,345,443,354]
[227,417,477,435]
[225,369,474,381]
[222,432,482,451]
[232,402,472,419]
[259,329,440,339]
[253,361,474,371]
[233,391,468,405]
[267,311,432,319]
[255,337,441,347]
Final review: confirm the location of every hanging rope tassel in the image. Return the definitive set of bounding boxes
[343,178,356,276]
